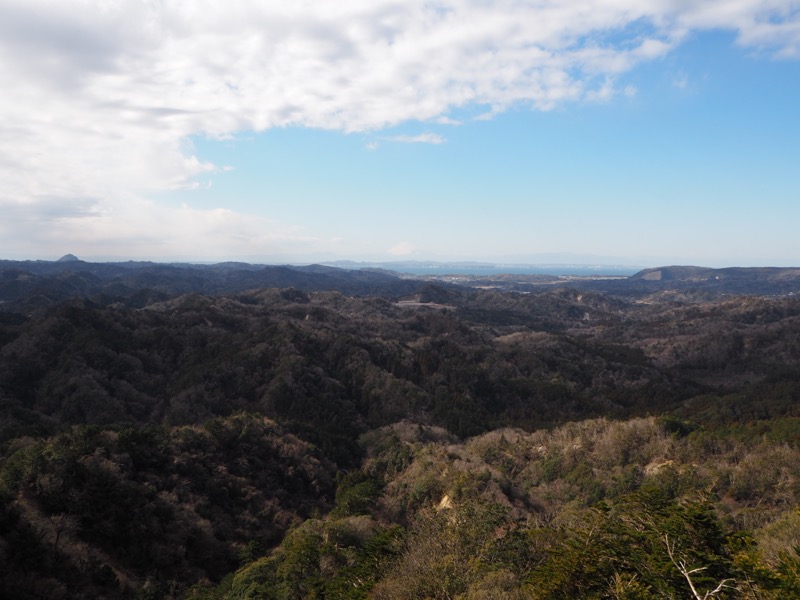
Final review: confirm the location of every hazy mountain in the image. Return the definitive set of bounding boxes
[0,260,436,313]
[3,260,800,315]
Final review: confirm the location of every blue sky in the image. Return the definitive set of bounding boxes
[1,2,799,266]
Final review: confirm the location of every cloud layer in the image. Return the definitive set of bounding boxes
[1,0,799,258]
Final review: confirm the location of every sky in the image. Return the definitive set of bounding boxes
[1,1,799,267]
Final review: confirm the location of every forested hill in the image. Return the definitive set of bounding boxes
[0,259,429,314]
[428,265,800,298]
[1,274,800,597]
[3,259,800,315]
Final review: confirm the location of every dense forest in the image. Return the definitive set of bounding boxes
[1,262,800,598]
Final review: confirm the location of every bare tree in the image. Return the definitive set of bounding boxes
[664,535,734,600]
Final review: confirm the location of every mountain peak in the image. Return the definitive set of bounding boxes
[57,253,80,262]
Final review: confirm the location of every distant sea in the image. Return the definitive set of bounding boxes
[397,266,639,277]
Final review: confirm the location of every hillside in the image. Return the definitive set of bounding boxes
[4,261,800,312]
[418,265,800,299]
[0,260,430,315]
[1,265,800,597]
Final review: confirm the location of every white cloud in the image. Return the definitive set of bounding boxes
[383,133,446,144]
[585,78,615,102]
[0,0,799,256]
[0,194,325,260]
[673,72,689,89]
[388,241,416,256]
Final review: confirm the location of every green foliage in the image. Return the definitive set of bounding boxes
[775,548,800,596]
[366,432,414,478]
[0,415,337,597]
[528,494,736,599]
[373,500,514,599]
[221,517,403,599]
[331,472,383,518]
[238,540,265,566]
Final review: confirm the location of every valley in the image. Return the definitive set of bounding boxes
[1,260,799,598]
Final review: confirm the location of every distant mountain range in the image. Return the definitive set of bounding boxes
[581,265,800,298]
[1,258,799,315]
[321,259,642,276]
[397,263,800,299]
